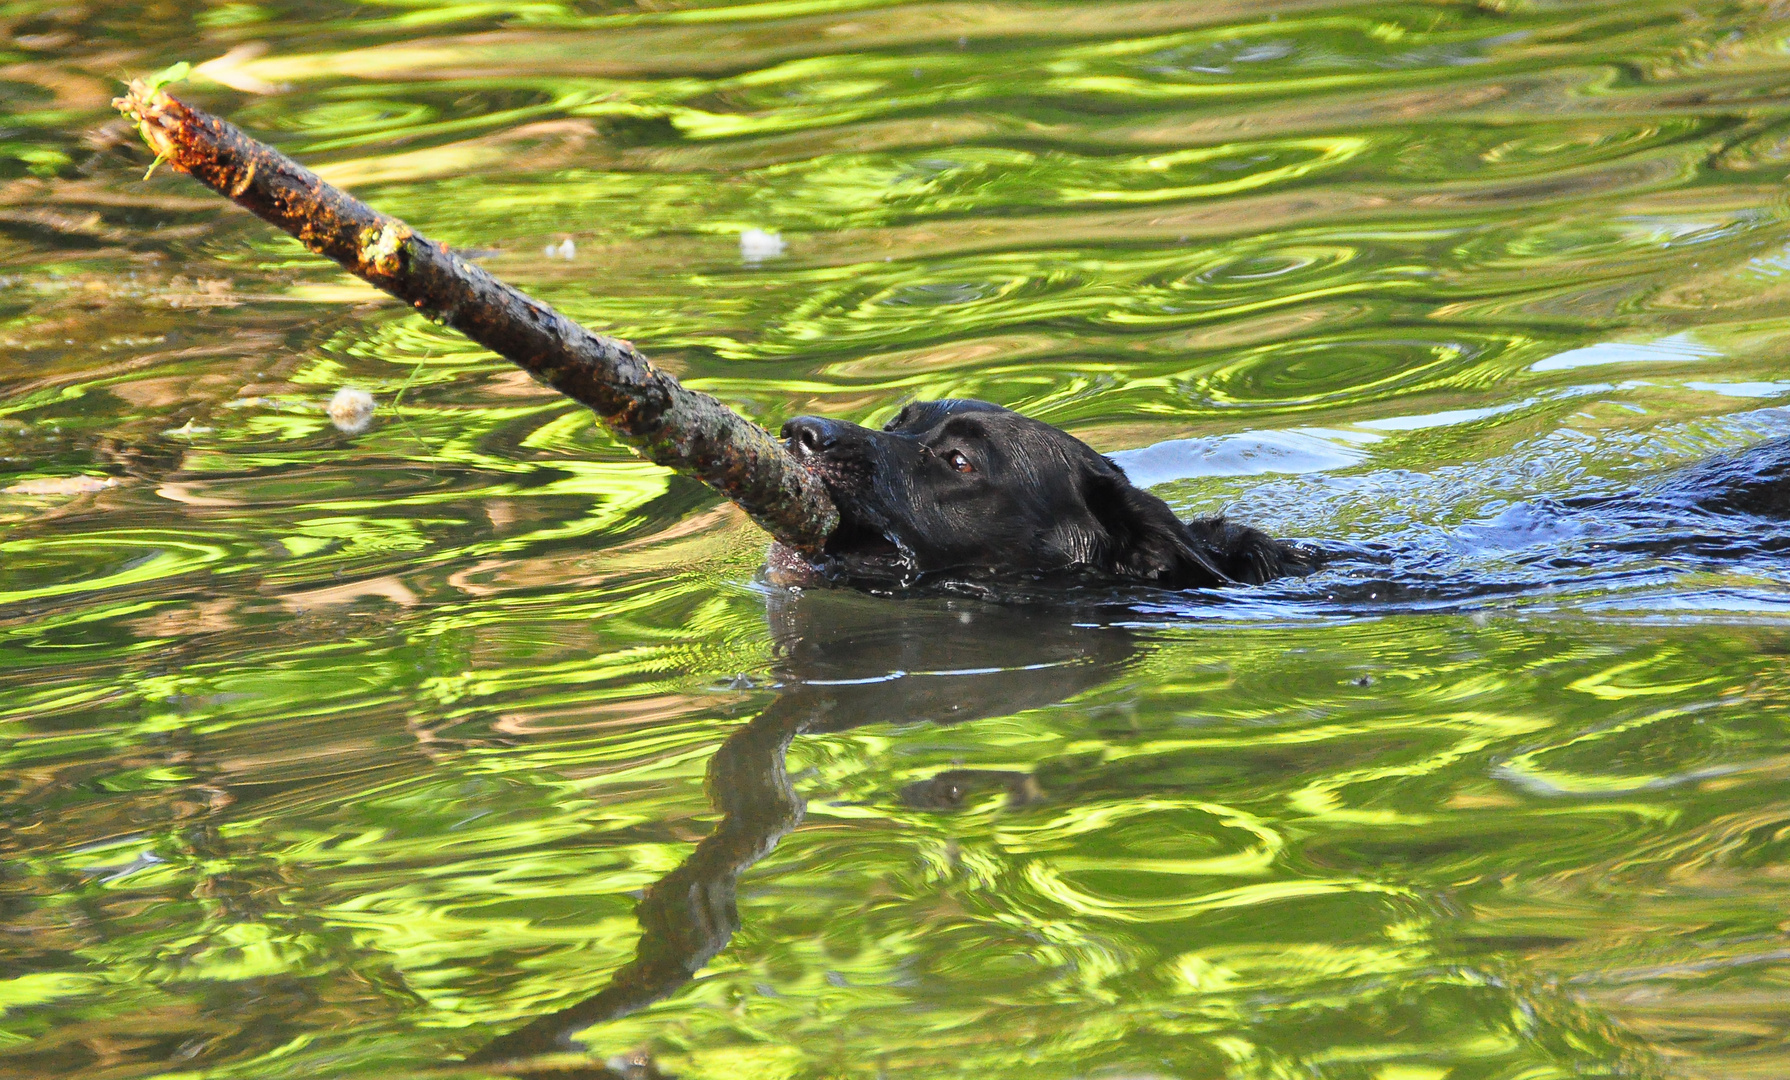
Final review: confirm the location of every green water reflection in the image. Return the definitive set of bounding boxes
[4,0,1790,1077]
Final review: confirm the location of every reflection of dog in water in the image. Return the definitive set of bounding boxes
[466,589,1135,1067]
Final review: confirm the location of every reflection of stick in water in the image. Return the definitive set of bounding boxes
[111,80,837,553]
[467,591,1139,1067]
[467,700,807,1065]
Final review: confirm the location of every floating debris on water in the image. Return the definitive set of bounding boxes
[163,418,214,438]
[740,227,785,263]
[542,238,576,260]
[4,475,117,496]
[327,387,375,433]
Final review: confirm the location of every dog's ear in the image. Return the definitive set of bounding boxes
[1080,470,1233,587]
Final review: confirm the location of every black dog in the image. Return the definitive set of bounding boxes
[771,398,1320,591]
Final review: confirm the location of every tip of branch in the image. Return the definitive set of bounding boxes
[113,59,192,119]
[111,80,184,176]
[111,79,154,121]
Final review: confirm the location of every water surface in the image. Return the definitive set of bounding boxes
[3,1,1790,1077]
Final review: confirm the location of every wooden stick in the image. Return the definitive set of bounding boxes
[113,80,839,553]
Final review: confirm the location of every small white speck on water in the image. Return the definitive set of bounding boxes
[740,227,786,263]
[327,387,375,434]
[542,238,576,260]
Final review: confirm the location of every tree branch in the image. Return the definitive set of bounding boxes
[113,80,838,553]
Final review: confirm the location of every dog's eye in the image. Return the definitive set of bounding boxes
[944,449,974,474]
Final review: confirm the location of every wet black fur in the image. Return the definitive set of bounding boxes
[779,399,1322,590]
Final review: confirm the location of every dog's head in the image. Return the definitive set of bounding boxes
[777,399,1237,590]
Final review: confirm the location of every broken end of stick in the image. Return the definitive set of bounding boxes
[112,81,186,173]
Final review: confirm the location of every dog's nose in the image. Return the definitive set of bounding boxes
[781,416,841,457]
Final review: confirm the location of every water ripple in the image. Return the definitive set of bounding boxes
[5,0,1790,1077]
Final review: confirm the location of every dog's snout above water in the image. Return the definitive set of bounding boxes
[781,416,849,458]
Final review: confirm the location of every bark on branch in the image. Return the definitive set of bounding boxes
[113,80,838,553]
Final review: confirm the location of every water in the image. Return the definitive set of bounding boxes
[4,1,1790,1076]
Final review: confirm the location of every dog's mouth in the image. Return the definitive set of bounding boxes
[798,492,917,586]
[765,519,908,592]
[822,516,901,561]
[783,442,900,559]
[782,434,929,586]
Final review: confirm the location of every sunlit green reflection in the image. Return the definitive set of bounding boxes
[3,0,1790,1076]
